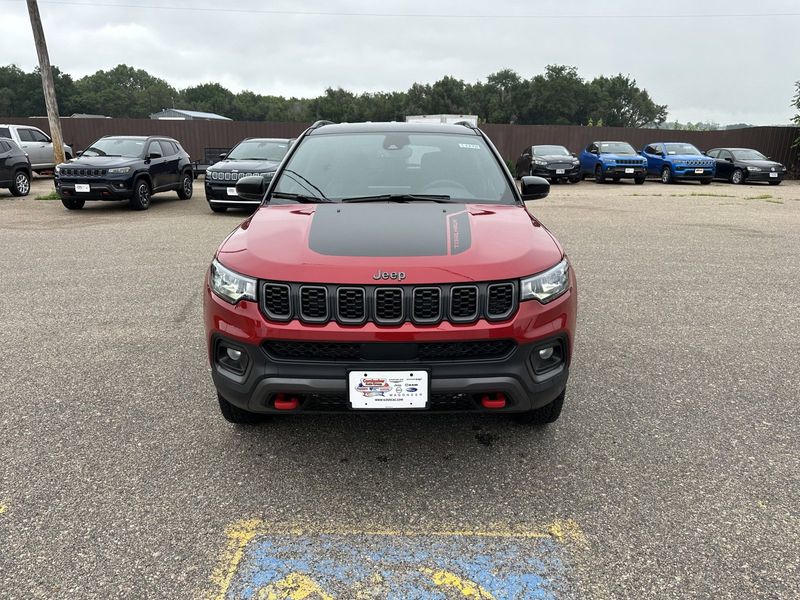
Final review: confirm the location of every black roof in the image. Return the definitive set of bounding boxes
[307,122,480,136]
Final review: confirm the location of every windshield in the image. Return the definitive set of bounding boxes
[82,138,145,158]
[533,145,570,156]
[227,140,289,161]
[732,149,767,161]
[599,142,636,155]
[665,143,702,156]
[271,132,516,204]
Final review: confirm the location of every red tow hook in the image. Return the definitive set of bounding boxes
[273,393,300,411]
[481,393,507,409]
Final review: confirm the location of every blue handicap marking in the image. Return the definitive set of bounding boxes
[213,521,584,599]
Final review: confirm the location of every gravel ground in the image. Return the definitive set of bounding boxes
[0,176,798,599]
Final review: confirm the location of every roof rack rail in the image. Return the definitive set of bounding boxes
[453,120,479,131]
[310,120,335,130]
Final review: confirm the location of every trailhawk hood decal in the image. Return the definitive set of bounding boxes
[218,203,563,285]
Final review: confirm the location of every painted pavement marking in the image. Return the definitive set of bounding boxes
[207,520,586,600]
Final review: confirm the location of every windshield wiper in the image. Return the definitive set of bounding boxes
[270,192,331,204]
[340,194,454,203]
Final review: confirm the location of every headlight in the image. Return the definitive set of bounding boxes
[55,165,61,173]
[748,166,761,172]
[533,159,547,166]
[209,259,257,304]
[571,159,579,165]
[520,258,570,303]
[108,167,130,174]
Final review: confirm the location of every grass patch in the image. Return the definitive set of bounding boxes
[686,192,736,198]
[745,194,774,200]
[765,199,784,204]
[35,191,60,200]
[628,193,662,197]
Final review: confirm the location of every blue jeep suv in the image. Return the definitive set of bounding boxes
[579,141,647,184]
[641,142,715,184]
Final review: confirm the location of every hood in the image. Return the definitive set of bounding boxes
[209,158,280,172]
[59,156,139,168]
[537,155,577,163]
[217,203,563,285]
[738,159,783,169]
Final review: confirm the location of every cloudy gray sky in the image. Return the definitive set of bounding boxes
[2,0,798,125]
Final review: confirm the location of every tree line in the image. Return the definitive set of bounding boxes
[0,63,668,127]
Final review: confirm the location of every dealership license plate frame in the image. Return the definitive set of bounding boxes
[625,168,634,174]
[770,172,778,178]
[556,169,565,175]
[348,370,430,410]
[74,184,90,193]
[695,168,705,174]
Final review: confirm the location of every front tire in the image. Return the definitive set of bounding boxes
[129,178,152,210]
[61,197,85,210]
[594,165,605,183]
[634,175,646,185]
[177,172,193,199]
[10,170,30,196]
[218,393,263,425]
[513,389,565,425]
[661,166,673,184]
[731,168,744,185]
[769,180,781,186]
[210,204,228,213]
[700,179,712,185]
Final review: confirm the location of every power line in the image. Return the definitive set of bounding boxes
[1,0,799,19]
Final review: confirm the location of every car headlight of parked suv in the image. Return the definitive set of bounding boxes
[533,159,547,166]
[210,259,257,304]
[521,258,570,303]
[108,167,131,174]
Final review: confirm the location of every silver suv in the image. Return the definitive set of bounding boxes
[0,124,73,172]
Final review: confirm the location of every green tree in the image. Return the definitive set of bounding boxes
[524,65,590,125]
[179,82,235,118]
[792,81,800,147]
[588,74,667,127]
[74,64,177,118]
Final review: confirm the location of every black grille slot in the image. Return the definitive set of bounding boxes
[336,287,366,324]
[417,340,515,360]
[301,392,479,412]
[264,340,515,362]
[486,283,515,319]
[262,283,291,320]
[265,341,361,361]
[299,286,328,322]
[374,288,403,324]
[412,287,441,323]
[450,286,479,321]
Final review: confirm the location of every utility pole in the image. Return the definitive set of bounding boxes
[26,0,65,166]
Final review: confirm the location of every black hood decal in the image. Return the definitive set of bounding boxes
[309,203,472,257]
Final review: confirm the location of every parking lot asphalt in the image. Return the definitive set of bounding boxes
[1,176,798,599]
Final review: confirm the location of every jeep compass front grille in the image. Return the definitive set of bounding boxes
[260,281,519,326]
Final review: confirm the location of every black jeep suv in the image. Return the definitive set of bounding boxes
[55,135,193,210]
[204,138,290,213]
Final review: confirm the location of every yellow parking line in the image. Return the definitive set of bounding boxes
[0,504,7,515]
[420,567,497,598]
[207,518,586,600]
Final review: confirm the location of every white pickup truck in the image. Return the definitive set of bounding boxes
[0,124,73,172]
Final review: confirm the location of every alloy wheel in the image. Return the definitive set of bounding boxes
[15,173,30,194]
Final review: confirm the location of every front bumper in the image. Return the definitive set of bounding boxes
[205,181,260,206]
[204,277,577,415]
[603,165,646,178]
[672,166,714,180]
[531,164,581,180]
[744,171,785,183]
[56,178,134,200]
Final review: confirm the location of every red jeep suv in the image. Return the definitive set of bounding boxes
[204,121,576,424]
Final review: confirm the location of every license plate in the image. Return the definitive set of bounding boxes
[556,169,565,175]
[695,168,704,174]
[226,187,238,196]
[770,172,778,178]
[348,371,429,409]
[625,168,634,174]
[74,184,90,193]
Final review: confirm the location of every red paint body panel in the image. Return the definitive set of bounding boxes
[216,204,563,285]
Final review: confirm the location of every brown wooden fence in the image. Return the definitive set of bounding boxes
[4,117,798,174]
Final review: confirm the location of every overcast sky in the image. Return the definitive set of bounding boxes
[1,0,798,125]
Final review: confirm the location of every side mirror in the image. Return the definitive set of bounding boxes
[76,150,83,157]
[148,153,161,160]
[235,175,268,201]
[520,175,550,201]
[219,152,227,160]
[571,152,577,158]
[725,157,733,163]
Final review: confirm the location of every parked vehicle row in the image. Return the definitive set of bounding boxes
[516,140,788,186]
[0,124,72,172]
